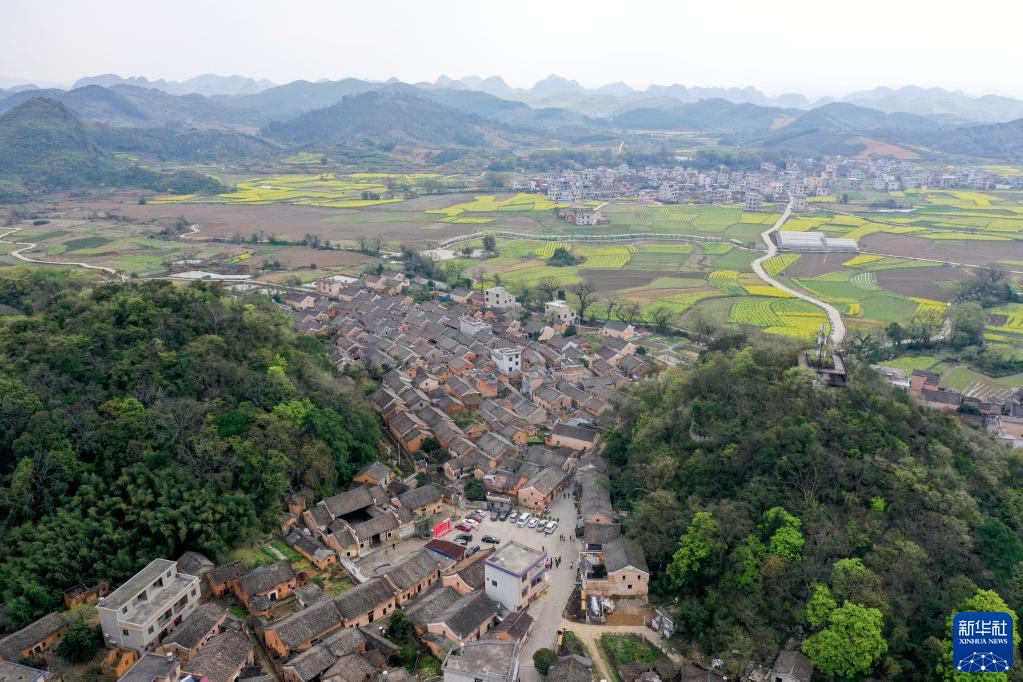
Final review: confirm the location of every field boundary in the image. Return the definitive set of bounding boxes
[436,231,757,249]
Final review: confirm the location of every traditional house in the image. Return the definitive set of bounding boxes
[156,603,227,662]
[0,612,68,662]
[234,561,297,613]
[180,631,254,682]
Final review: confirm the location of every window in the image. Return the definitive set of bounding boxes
[148,626,154,634]
[191,589,196,597]
[122,606,128,614]
[122,629,129,637]
[491,579,497,587]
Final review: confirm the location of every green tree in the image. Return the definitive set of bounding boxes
[806,584,837,627]
[57,606,100,663]
[668,511,720,588]
[802,601,887,679]
[465,478,486,501]
[762,507,804,559]
[533,648,557,675]
[387,608,414,644]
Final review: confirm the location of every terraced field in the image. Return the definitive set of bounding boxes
[728,297,829,341]
[152,173,405,208]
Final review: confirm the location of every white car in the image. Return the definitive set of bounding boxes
[516,516,528,527]
[527,518,539,528]
[545,521,557,534]
[465,518,479,528]
[509,512,519,522]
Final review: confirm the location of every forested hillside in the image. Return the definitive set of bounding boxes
[609,340,1023,680]
[0,270,380,628]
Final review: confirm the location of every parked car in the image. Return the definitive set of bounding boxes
[482,535,500,544]
[491,510,499,521]
[469,510,484,521]
[518,512,530,523]
[499,510,509,521]
[465,518,479,528]
[545,521,557,534]
[509,512,519,522]
[527,518,539,528]
[455,522,473,532]
[467,545,481,556]
[516,516,528,527]
[454,538,469,546]
[456,533,473,543]
[536,519,548,532]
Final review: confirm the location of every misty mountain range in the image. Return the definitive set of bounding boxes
[5,72,1023,124]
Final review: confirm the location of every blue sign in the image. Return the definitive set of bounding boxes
[953,611,1014,673]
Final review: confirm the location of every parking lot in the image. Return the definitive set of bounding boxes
[353,491,581,681]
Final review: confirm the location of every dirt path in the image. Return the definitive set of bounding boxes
[750,197,847,347]
[0,225,121,277]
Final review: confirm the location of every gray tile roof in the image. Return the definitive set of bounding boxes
[237,560,295,597]
[269,600,344,650]
[379,550,447,593]
[333,579,395,621]
[283,627,367,681]
[162,602,226,650]
[396,483,443,512]
[0,612,68,661]
[603,537,649,574]
[181,631,252,682]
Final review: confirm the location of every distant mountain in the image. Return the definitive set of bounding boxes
[73,73,275,97]
[93,125,277,163]
[532,74,586,96]
[840,85,1023,123]
[893,118,1023,160]
[262,91,522,149]
[610,99,797,133]
[597,81,634,97]
[0,84,263,129]
[215,78,382,118]
[781,102,942,134]
[0,98,223,202]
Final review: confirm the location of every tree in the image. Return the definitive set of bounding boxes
[465,478,486,501]
[649,306,675,333]
[547,247,576,267]
[761,507,804,560]
[885,322,905,347]
[668,511,721,589]
[533,648,557,675]
[802,601,887,679]
[618,301,643,326]
[570,279,598,323]
[537,277,560,303]
[387,608,414,644]
[57,606,100,663]
[482,234,497,253]
[950,302,985,348]
[806,584,837,627]
[603,295,620,321]
[471,267,486,291]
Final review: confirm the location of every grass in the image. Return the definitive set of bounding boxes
[602,634,660,666]
[879,355,943,372]
[63,236,112,251]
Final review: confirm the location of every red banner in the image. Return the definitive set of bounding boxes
[432,517,453,537]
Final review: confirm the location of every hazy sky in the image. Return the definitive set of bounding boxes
[3,0,1022,97]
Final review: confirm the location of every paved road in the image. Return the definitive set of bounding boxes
[514,493,579,682]
[750,197,847,347]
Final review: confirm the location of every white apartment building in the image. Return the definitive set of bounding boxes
[744,192,763,211]
[98,559,200,652]
[459,316,492,338]
[484,287,517,310]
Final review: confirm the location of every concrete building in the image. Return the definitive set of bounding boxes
[98,558,201,652]
[441,639,520,682]
[544,300,578,326]
[775,231,858,253]
[459,316,492,338]
[744,192,763,211]
[484,542,548,612]
[491,347,522,376]
[484,287,517,310]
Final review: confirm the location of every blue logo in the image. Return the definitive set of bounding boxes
[953,611,1014,673]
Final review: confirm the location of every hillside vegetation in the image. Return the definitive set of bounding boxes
[609,339,1023,680]
[0,98,224,201]
[0,271,380,628]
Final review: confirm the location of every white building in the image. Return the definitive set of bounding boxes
[544,300,577,326]
[744,192,763,211]
[98,559,200,652]
[459,316,492,337]
[484,287,517,310]
[792,194,808,212]
[776,231,858,253]
[484,542,548,612]
[491,347,522,376]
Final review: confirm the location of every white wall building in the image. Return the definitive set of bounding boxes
[491,347,522,376]
[98,559,200,652]
[484,287,517,310]
[484,542,548,612]
[544,300,577,326]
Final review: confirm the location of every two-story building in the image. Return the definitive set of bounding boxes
[98,558,201,652]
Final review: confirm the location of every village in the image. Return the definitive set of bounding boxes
[0,269,830,682]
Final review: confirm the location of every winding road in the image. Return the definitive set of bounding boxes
[0,225,121,277]
[750,196,847,347]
